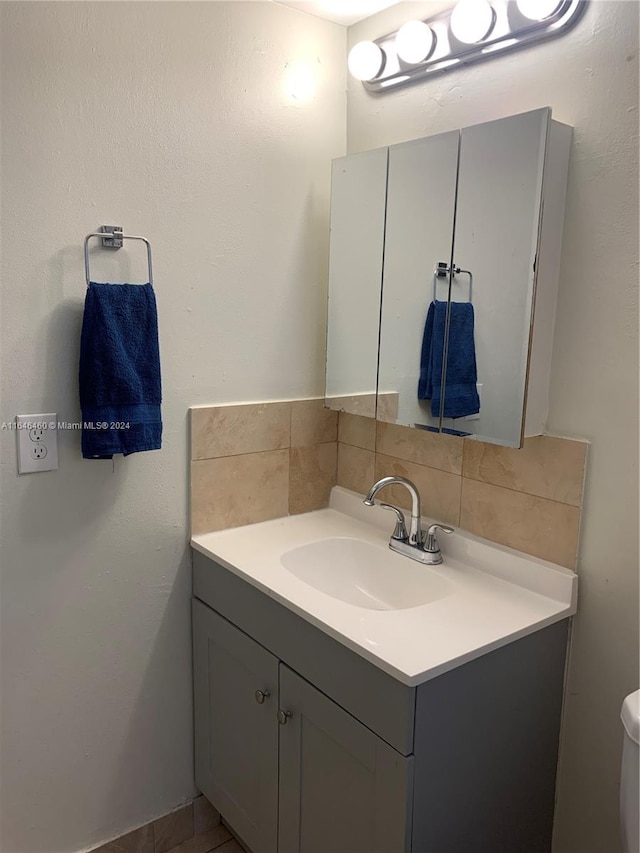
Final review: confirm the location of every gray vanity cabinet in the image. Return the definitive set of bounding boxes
[193,597,412,853]
[193,551,569,853]
[278,665,412,853]
[193,600,279,853]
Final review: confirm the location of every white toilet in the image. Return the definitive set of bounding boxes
[621,689,640,853]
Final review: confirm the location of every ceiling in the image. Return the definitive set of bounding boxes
[273,0,402,26]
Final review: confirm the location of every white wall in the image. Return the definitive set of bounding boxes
[0,3,345,851]
[349,2,639,851]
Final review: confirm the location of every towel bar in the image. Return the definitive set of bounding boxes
[432,261,473,303]
[84,226,153,287]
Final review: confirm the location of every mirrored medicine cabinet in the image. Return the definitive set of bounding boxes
[325,108,572,448]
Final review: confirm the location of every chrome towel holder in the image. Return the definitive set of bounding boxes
[432,261,473,303]
[84,225,153,287]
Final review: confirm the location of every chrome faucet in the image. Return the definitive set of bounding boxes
[363,476,453,565]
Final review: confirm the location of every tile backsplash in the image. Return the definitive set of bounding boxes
[190,399,337,534]
[190,401,588,570]
[337,413,588,570]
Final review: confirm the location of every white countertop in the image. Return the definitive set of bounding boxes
[191,487,577,686]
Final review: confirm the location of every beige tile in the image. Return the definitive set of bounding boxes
[336,443,375,495]
[374,454,461,527]
[153,804,194,853]
[191,403,291,460]
[376,392,399,423]
[194,795,221,835]
[462,435,588,506]
[94,824,153,853]
[325,393,376,419]
[338,412,376,451]
[289,444,337,514]
[167,825,232,853]
[460,478,581,569]
[191,451,289,534]
[290,399,337,446]
[376,421,464,475]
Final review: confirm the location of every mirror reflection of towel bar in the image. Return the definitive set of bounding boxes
[432,261,473,303]
[84,226,153,287]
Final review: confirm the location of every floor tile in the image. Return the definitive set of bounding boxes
[153,804,194,853]
[194,795,221,835]
[216,840,246,853]
[166,824,231,853]
[94,824,153,853]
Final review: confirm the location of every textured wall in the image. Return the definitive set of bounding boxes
[0,4,345,851]
[348,3,639,852]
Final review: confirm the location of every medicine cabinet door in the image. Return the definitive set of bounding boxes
[325,147,388,419]
[376,130,460,430]
[441,108,550,447]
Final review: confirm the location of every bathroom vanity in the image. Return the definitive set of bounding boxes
[191,489,577,853]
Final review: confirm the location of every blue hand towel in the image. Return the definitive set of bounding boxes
[79,282,162,459]
[418,300,480,419]
[418,301,436,401]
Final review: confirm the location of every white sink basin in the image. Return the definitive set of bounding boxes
[191,486,577,686]
[281,537,451,611]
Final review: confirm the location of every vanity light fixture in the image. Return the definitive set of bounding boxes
[516,0,563,19]
[395,20,436,64]
[450,0,496,44]
[347,40,386,81]
[349,0,586,92]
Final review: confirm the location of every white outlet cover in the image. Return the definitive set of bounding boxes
[16,414,59,474]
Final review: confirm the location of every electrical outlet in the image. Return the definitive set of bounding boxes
[16,414,58,474]
[29,426,46,443]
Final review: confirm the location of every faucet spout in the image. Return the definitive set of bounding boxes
[364,476,423,547]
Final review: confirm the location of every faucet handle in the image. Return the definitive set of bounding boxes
[424,523,454,553]
[379,503,408,541]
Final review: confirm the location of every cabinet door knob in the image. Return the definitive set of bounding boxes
[254,689,270,704]
[277,709,292,725]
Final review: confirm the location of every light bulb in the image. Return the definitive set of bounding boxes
[516,0,563,20]
[450,0,496,44]
[395,21,435,65]
[348,41,386,81]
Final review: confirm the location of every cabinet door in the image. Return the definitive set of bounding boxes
[278,665,413,853]
[325,147,388,419]
[193,600,278,853]
[377,130,460,431]
[449,108,549,446]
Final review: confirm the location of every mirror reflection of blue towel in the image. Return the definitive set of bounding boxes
[418,300,480,419]
[79,282,162,459]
